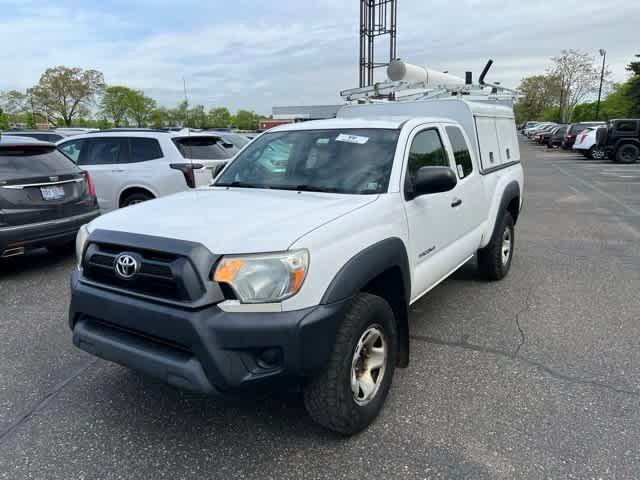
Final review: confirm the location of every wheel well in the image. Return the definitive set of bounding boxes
[506,196,520,225]
[361,266,409,368]
[119,187,155,207]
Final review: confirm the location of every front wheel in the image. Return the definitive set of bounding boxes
[477,212,515,281]
[304,293,397,435]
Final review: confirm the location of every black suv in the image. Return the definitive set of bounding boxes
[0,135,100,258]
[596,119,640,164]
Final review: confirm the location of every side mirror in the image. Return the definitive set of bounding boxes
[212,162,227,179]
[409,166,457,199]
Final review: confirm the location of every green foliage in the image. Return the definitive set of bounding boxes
[625,54,640,117]
[29,66,105,126]
[232,110,262,130]
[127,91,156,127]
[208,107,232,127]
[514,75,561,124]
[0,108,9,130]
[100,86,133,126]
[24,112,37,129]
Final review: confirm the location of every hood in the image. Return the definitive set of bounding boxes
[88,188,378,254]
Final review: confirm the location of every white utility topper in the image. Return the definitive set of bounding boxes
[69,61,524,435]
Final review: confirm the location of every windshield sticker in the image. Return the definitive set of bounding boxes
[336,134,369,144]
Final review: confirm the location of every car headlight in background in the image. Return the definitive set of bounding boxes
[213,250,309,304]
[75,224,91,269]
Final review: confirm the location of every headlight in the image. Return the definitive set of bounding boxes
[213,250,309,304]
[75,224,91,269]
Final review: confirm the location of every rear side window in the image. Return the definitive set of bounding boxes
[81,138,130,166]
[445,126,473,178]
[174,137,236,160]
[0,146,77,180]
[130,138,163,162]
[616,121,637,132]
[407,129,449,179]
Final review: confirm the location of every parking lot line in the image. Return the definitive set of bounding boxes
[551,163,640,216]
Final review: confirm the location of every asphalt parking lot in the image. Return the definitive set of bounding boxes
[1,140,639,479]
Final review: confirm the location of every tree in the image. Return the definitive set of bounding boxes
[100,86,134,127]
[625,54,640,117]
[0,108,9,130]
[127,90,156,127]
[232,110,262,130]
[513,75,561,124]
[150,108,168,129]
[208,107,232,128]
[549,50,605,123]
[185,104,208,128]
[29,66,104,127]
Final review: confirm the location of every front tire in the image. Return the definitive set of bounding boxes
[304,293,397,435]
[477,212,515,281]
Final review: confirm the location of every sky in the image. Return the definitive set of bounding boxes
[0,0,638,115]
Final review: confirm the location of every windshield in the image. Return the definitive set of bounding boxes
[215,129,400,194]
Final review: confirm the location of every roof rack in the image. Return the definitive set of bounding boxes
[340,59,517,104]
[94,128,172,133]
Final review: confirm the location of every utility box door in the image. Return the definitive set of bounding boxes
[474,116,501,170]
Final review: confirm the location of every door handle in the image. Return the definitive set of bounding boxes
[451,198,462,208]
[111,169,125,173]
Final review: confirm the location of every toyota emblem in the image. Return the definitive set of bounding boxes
[114,253,140,280]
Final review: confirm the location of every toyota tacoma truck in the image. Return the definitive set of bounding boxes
[69,97,523,435]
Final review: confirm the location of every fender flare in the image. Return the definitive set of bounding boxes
[321,237,411,367]
[484,181,520,248]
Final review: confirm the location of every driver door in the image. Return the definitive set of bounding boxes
[402,125,468,302]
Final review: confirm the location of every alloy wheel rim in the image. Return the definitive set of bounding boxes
[351,325,387,406]
[501,227,512,266]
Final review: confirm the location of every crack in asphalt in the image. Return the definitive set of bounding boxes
[410,334,640,397]
[512,288,534,357]
[0,359,98,444]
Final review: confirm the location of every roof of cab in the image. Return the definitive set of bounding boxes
[267,116,451,132]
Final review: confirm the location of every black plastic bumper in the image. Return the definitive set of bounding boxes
[0,210,99,254]
[69,271,349,395]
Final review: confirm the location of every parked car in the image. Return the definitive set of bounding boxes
[573,127,607,160]
[547,125,568,148]
[521,121,539,133]
[0,135,100,258]
[53,128,100,137]
[562,122,604,150]
[537,124,566,145]
[57,129,239,212]
[525,122,556,138]
[3,130,68,143]
[69,97,523,435]
[596,119,640,164]
[532,124,558,143]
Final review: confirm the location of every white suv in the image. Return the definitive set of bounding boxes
[57,129,238,212]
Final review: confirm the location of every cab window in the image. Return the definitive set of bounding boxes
[445,126,473,178]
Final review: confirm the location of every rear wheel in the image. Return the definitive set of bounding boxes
[587,146,606,160]
[304,293,397,435]
[478,212,515,281]
[616,144,639,164]
[120,191,154,208]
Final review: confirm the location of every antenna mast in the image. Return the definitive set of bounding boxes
[359,0,397,88]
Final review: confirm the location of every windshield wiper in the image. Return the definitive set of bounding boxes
[214,181,266,189]
[272,184,342,193]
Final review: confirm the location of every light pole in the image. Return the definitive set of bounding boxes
[595,49,606,121]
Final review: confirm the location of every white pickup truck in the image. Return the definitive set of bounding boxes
[69,96,524,435]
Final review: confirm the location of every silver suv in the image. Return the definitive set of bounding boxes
[57,129,238,212]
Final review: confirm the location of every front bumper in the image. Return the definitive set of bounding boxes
[69,271,349,395]
[0,210,99,254]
